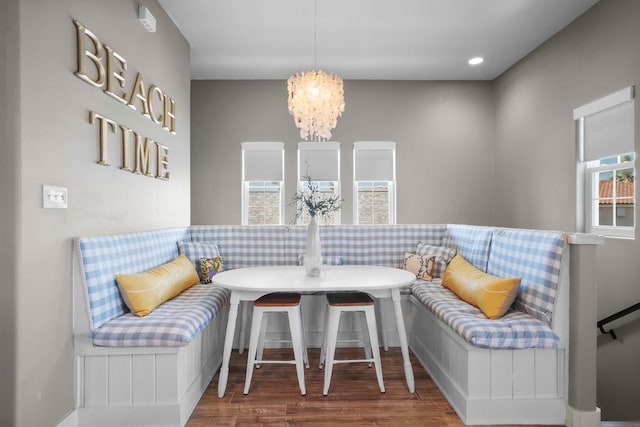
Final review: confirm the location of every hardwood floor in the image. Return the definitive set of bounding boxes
[187,347,564,427]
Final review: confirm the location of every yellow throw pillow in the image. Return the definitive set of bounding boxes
[115,254,199,317]
[442,254,520,319]
[403,252,435,281]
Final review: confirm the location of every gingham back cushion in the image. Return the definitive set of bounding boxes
[297,254,344,266]
[319,224,445,267]
[442,224,494,272]
[487,228,565,326]
[189,224,446,268]
[76,227,190,331]
[188,226,289,268]
[177,241,221,263]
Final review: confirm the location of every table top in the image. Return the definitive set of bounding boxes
[212,265,416,293]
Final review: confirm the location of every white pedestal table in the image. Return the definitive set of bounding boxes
[212,265,416,397]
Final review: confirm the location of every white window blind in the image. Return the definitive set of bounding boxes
[574,86,635,162]
[242,142,284,181]
[298,141,340,181]
[584,101,634,161]
[353,141,396,181]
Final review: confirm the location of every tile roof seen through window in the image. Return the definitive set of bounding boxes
[599,181,635,204]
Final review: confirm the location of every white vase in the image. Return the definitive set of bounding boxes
[304,215,322,277]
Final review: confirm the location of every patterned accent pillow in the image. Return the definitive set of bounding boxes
[403,252,435,281]
[416,243,457,278]
[196,256,224,284]
[177,241,221,265]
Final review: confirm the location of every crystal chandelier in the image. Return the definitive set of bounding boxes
[287,0,345,141]
[287,71,345,141]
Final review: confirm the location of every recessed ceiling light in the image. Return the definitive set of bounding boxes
[468,57,484,65]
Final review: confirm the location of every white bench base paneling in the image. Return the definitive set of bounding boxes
[74,307,228,427]
[404,295,567,426]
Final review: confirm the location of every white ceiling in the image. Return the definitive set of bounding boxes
[158,0,599,81]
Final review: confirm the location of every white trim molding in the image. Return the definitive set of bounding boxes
[566,233,606,245]
[573,86,634,119]
[56,410,78,427]
[566,406,601,427]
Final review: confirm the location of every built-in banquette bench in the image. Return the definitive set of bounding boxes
[73,224,570,426]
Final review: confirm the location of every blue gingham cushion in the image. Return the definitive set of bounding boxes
[189,224,446,269]
[443,224,493,272]
[411,281,559,349]
[188,226,288,268]
[297,254,343,266]
[89,284,230,347]
[316,224,446,267]
[76,228,190,331]
[487,229,565,326]
[177,241,221,264]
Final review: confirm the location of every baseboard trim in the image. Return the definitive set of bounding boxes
[601,423,640,427]
[566,405,601,427]
[56,409,78,427]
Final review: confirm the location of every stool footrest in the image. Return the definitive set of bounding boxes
[252,360,298,365]
[332,358,375,364]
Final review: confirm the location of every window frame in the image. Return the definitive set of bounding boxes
[296,179,341,225]
[297,142,341,225]
[574,87,636,239]
[242,180,284,226]
[241,142,285,225]
[584,156,635,238]
[354,181,396,225]
[353,141,397,225]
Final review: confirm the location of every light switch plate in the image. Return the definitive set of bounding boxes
[43,185,68,209]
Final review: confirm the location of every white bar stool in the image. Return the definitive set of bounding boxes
[243,292,308,395]
[319,292,385,396]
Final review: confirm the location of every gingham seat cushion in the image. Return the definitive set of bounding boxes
[89,284,230,347]
[411,281,559,349]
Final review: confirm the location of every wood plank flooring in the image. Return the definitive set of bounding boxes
[187,347,564,427]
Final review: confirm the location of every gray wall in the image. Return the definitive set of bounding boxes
[12,1,191,425]
[0,0,20,425]
[494,0,640,420]
[191,80,495,226]
[5,0,638,423]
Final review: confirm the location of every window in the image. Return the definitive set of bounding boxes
[586,154,635,235]
[353,141,396,224]
[574,87,635,238]
[297,141,341,225]
[241,142,284,225]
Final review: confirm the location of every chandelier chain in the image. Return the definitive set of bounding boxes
[286,0,345,141]
[314,0,317,69]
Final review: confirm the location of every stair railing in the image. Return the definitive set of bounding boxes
[597,302,640,340]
